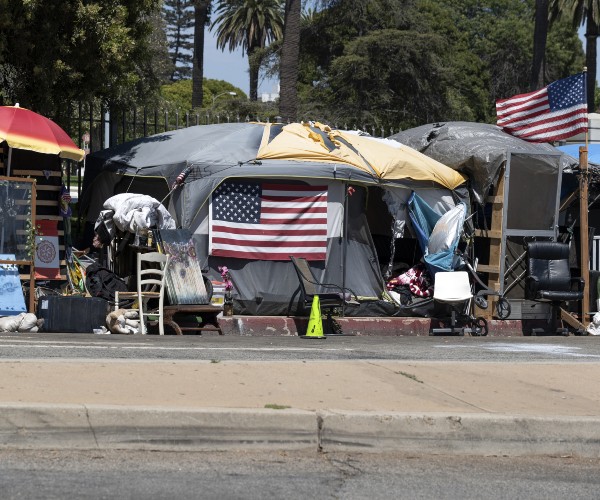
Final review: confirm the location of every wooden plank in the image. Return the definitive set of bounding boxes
[17,215,62,221]
[474,166,505,320]
[16,199,58,207]
[17,244,65,251]
[560,307,586,332]
[34,200,59,207]
[474,229,502,239]
[12,169,61,177]
[485,195,504,205]
[17,229,64,237]
[475,264,500,273]
[35,185,62,192]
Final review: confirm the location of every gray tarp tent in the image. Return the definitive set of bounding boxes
[389,121,577,205]
[81,122,469,316]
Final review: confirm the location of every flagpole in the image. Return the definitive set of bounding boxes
[579,68,590,327]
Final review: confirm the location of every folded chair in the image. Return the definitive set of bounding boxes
[115,252,170,335]
[289,256,357,335]
[525,241,584,335]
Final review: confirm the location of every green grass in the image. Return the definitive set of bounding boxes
[264,403,291,410]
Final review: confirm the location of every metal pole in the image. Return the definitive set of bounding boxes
[580,144,590,325]
[341,182,349,317]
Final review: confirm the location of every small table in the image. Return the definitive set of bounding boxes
[162,304,223,335]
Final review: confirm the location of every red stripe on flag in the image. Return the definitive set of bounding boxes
[212,249,327,260]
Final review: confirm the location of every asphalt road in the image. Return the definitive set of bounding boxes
[1,333,600,362]
[1,450,599,500]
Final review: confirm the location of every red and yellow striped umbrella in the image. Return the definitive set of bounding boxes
[0,105,85,162]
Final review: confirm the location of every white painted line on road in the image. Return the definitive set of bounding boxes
[436,342,600,358]
[0,343,353,352]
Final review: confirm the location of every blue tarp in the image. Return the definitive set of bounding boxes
[407,193,466,276]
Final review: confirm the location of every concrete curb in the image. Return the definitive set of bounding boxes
[1,404,598,457]
[219,316,527,337]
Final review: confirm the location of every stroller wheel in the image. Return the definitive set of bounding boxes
[496,298,511,320]
[473,317,488,336]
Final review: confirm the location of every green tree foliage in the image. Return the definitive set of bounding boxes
[297,0,584,130]
[163,0,194,80]
[210,0,285,101]
[161,77,246,111]
[0,0,163,121]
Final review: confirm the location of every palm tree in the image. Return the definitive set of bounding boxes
[192,1,212,109]
[211,0,284,101]
[279,0,301,122]
[532,0,549,90]
[550,0,600,111]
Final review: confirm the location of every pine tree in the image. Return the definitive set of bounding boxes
[163,0,195,80]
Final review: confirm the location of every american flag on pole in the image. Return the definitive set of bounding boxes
[209,181,328,261]
[496,72,588,143]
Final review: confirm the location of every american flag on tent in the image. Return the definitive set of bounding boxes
[496,72,588,143]
[209,181,328,261]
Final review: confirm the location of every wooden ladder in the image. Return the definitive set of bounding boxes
[473,167,505,320]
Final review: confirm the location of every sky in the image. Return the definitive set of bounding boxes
[203,27,279,97]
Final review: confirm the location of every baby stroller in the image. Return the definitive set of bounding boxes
[407,193,510,336]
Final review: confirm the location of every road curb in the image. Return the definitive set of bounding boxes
[0,404,599,457]
[318,411,600,457]
[218,316,526,337]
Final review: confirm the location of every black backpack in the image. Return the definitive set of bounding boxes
[85,263,129,303]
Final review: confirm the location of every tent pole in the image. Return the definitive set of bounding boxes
[341,182,349,317]
[6,147,12,177]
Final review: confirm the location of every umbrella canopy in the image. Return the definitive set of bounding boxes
[0,105,84,162]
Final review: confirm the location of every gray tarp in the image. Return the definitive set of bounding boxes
[389,122,577,205]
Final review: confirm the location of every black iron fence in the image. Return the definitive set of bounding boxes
[64,101,404,156]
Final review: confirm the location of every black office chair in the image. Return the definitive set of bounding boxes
[525,241,585,335]
[289,256,357,335]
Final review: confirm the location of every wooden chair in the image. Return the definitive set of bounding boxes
[115,252,170,335]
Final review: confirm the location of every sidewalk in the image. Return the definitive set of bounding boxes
[0,359,599,457]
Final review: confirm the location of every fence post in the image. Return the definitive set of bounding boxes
[88,102,94,153]
[164,110,169,132]
[143,108,148,137]
[121,110,126,144]
[133,107,137,139]
[176,110,179,129]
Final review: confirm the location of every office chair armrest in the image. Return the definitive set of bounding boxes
[570,277,585,292]
[524,276,540,299]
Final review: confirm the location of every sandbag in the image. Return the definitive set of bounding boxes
[0,313,42,333]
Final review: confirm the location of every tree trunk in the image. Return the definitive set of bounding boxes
[192,1,211,109]
[531,0,548,90]
[249,47,259,101]
[279,0,301,122]
[586,9,598,113]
